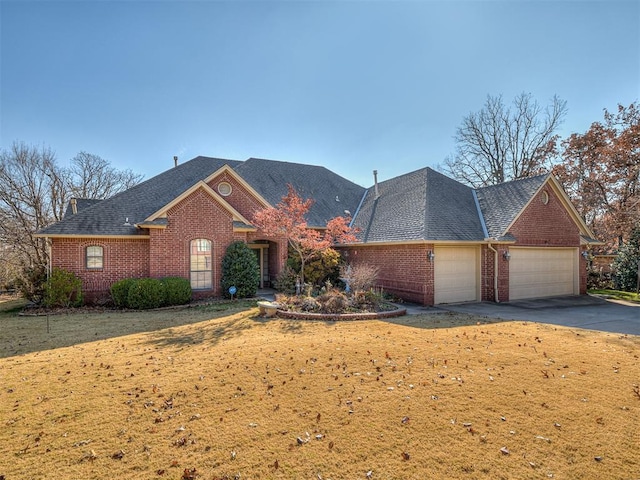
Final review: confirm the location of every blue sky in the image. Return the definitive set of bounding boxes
[1,0,638,188]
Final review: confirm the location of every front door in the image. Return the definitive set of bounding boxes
[250,245,269,288]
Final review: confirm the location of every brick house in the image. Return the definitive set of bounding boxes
[36,156,599,305]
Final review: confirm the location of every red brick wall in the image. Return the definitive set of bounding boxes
[207,172,266,221]
[480,245,510,302]
[50,237,150,302]
[339,244,433,305]
[508,187,580,247]
[149,188,235,296]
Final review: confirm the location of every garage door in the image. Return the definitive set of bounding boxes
[434,246,479,304]
[509,248,577,300]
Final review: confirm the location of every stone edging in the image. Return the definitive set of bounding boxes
[274,307,407,321]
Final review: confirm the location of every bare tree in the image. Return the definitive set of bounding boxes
[0,142,62,272]
[0,142,143,293]
[444,93,567,187]
[66,151,144,199]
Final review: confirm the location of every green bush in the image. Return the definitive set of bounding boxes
[274,265,298,294]
[287,247,342,288]
[161,277,192,305]
[127,278,166,310]
[613,227,640,292]
[16,265,47,304]
[221,241,260,299]
[110,278,137,308]
[43,268,83,308]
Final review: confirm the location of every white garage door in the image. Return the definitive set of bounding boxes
[509,248,578,300]
[434,246,479,304]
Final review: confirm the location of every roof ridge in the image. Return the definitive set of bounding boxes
[476,172,550,192]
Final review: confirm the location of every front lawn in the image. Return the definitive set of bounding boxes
[0,302,638,479]
[589,289,640,304]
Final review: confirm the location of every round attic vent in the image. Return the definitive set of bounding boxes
[541,190,549,205]
[218,181,232,196]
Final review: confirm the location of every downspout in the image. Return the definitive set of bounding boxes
[472,189,498,303]
[487,243,499,303]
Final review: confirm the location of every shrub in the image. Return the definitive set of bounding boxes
[127,278,166,310]
[587,268,614,290]
[612,227,640,292]
[221,241,260,299]
[352,289,386,312]
[288,247,342,288]
[16,265,47,304]
[340,263,379,294]
[110,278,137,308]
[316,290,349,314]
[161,277,192,305]
[43,268,83,308]
[274,266,298,294]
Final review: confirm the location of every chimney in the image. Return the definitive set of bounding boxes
[373,170,380,199]
[174,156,178,168]
[70,198,77,215]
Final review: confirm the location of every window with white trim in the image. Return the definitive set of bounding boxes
[86,245,104,269]
[190,239,212,289]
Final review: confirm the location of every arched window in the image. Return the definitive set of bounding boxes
[190,239,212,289]
[86,245,104,269]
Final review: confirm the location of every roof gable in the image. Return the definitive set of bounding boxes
[476,174,598,241]
[144,181,253,227]
[475,174,548,239]
[39,156,238,236]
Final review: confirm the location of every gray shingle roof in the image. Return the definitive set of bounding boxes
[475,174,548,239]
[351,167,485,242]
[63,198,103,219]
[39,156,365,236]
[39,154,553,243]
[234,158,365,227]
[40,156,240,236]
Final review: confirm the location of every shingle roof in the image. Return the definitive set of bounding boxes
[40,156,240,236]
[39,156,366,236]
[39,154,554,243]
[475,174,548,239]
[234,158,365,227]
[351,167,485,242]
[63,198,103,219]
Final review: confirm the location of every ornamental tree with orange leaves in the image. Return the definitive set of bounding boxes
[554,102,640,250]
[252,184,357,287]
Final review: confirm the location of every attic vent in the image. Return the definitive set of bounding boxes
[218,182,232,196]
[541,190,549,205]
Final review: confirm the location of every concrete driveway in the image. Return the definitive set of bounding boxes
[438,295,640,336]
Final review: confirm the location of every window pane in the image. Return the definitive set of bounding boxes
[190,239,212,289]
[87,257,103,269]
[86,246,103,269]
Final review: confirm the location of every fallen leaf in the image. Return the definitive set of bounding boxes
[111,449,125,460]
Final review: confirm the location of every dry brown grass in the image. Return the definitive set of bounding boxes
[0,301,638,479]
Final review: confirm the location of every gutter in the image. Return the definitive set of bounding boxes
[487,242,500,303]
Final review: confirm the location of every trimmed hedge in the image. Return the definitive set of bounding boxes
[127,278,165,310]
[161,277,192,305]
[110,278,137,308]
[110,276,193,309]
